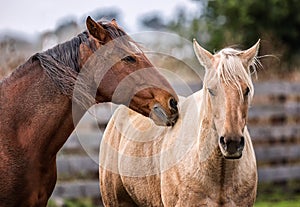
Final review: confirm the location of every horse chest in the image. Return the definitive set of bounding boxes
[122,175,164,206]
[161,151,256,206]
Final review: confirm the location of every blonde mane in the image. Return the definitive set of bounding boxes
[204,47,259,102]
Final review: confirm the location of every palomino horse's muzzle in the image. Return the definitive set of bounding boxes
[219,136,245,159]
[150,98,179,127]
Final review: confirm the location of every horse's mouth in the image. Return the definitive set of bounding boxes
[223,153,243,160]
[149,104,179,126]
[219,146,243,160]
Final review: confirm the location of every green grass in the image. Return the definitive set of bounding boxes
[48,180,300,207]
[255,180,300,207]
[48,198,97,207]
[255,200,300,207]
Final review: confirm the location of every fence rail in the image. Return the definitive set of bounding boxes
[51,81,300,200]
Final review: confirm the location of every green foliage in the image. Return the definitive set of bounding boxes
[203,0,300,60]
[141,0,300,71]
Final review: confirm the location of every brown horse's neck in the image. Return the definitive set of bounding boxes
[0,58,86,161]
[0,32,98,161]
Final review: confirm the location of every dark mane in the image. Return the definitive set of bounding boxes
[31,33,86,101]
[43,32,90,73]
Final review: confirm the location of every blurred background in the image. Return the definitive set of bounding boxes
[1,0,299,206]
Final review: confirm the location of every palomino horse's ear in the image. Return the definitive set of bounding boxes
[238,39,260,67]
[86,16,107,42]
[193,39,214,69]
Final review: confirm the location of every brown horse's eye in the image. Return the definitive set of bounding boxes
[122,55,136,63]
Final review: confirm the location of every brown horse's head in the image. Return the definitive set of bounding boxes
[193,39,260,159]
[79,16,178,126]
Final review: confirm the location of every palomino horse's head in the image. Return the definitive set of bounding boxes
[80,16,178,126]
[193,39,260,159]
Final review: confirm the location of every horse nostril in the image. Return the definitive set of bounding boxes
[220,136,226,150]
[219,135,244,159]
[169,98,178,112]
[240,137,245,148]
[220,136,225,145]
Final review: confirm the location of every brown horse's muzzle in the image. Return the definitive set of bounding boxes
[149,98,179,127]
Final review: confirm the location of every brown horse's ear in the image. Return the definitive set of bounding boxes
[111,18,118,27]
[86,16,107,42]
[238,39,260,67]
[193,38,214,70]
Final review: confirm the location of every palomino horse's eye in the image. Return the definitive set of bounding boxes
[122,55,136,63]
[208,88,216,96]
[244,87,250,96]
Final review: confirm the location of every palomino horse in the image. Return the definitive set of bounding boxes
[99,40,260,206]
[0,16,178,206]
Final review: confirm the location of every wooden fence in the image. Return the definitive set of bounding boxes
[50,81,300,200]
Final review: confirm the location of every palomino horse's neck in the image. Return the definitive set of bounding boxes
[201,131,256,205]
[196,92,257,205]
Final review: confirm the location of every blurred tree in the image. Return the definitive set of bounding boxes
[140,0,300,71]
[79,8,121,24]
[91,8,120,22]
[140,8,202,41]
[141,13,166,30]
[201,0,300,68]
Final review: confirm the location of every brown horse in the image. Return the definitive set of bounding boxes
[99,40,260,206]
[0,16,178,206]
